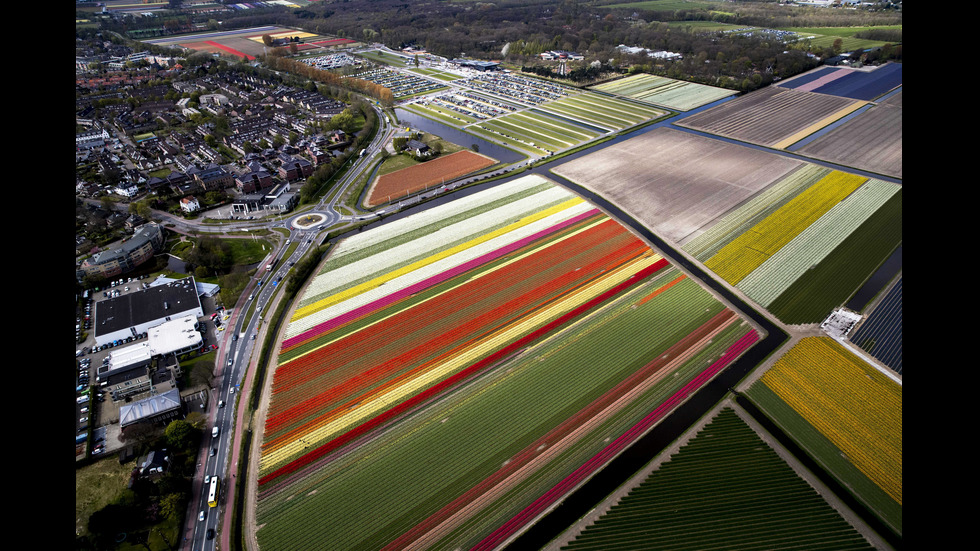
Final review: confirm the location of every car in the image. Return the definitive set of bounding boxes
[251,334,256,340]
[227,359,233,366]
[80,417,88,423]
[218,400,225,408]
[198,511,205,522]
[207,528,215,540]
[210,448,217,457]
[92,447,103,455]
[205,475,211,484]
[232,334,238,342]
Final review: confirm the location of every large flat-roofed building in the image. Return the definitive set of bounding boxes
[93,277,204,346]
[148,315,204,357]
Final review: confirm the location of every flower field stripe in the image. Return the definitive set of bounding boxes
[267,240,649,462]
[737,179,900,307]
[266,222,641,433]
[279,212,612,362]
[293,194,585,323]
[705,170,867,285]
[262,221,643,443]
[635,273,687,308]
[285,199,591,339]
[383,309,739,551]
[282,204,599,349]
[328,177,558,260]
[470,330,760,551]
[265,235,650,445]
[259,252,663,474]
[299,184,574,308]
[258,257,672,487]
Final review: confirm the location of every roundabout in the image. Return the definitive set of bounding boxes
[290,212,331,230]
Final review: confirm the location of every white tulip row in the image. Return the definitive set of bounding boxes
[330,175,559,259]
[738,179,900,306]
[284,200,595,340]
[299,183,576,309]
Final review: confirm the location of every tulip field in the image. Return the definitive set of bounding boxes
[688,166,902,324]
[255,175,760,550]
[745,337,902,536]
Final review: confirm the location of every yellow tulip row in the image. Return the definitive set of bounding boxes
[706,171,867,285]
[761,337,902,504]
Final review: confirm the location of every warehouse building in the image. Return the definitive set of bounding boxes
[93,276,204,346]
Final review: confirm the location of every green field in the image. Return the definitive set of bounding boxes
[560,407,875,550]
[601,0,723,10]
[765,189,902,324]
[785,25,901,51]
[409,67,462,82]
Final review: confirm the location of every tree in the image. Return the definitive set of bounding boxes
[160,493,185,522]
[262,34,274,47]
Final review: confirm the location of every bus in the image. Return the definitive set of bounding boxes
[208,476,220,508]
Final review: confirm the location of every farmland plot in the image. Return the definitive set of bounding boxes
[558,407,875,551]
[551,127,804,245]
[255,175,759,551]
[365,150,497,207]
[591,73,737,111]
[676,87,867,149]
[795,90,902,179]
[745,337,902,535]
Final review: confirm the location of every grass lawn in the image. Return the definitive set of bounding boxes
[76,457,138,537]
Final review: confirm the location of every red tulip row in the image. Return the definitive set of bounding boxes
[257,257,672,488]
[262,219,647,449]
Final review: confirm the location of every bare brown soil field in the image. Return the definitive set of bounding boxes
[365,150,497,207]
[675,87,866,148]
[796,93,902,179]
[551,127,803,245]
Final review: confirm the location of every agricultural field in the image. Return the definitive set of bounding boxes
[536,93,666,133]
[365,150,498,206]
[590,72,737,111]
[143,26,333,60]
[551,127,804,245]
[849,278,903,375]
[410,67,464,82]
[254,175,760,550]
[794,89,902,179]
[557,407,876,550]
[776,63,903,101]
[784,25,901,53]
[675,87,867,149]
[692,169,902,325]
[745,337,902,536]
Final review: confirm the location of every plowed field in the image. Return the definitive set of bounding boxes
[365,150,496,207]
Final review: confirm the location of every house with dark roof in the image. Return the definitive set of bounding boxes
[278,156,313,182]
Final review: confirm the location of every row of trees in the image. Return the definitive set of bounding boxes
[261,53,395,107]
